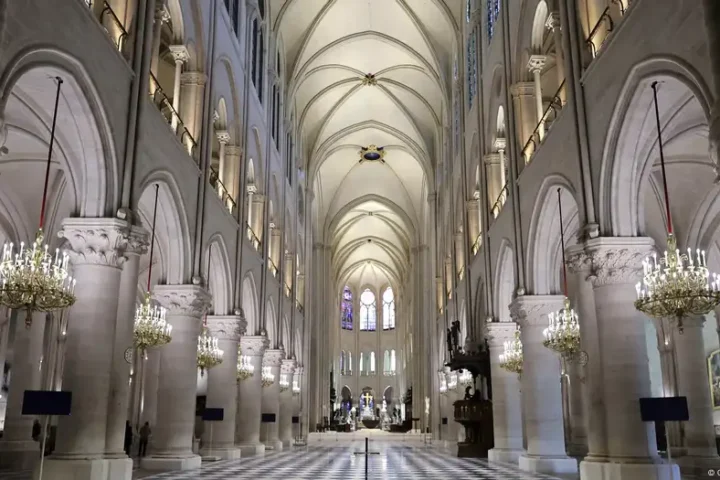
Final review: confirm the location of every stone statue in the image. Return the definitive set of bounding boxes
[451,321,460,351]
[446,328,453,354]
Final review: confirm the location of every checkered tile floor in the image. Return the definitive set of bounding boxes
[0,442,567,479]
[143,442,564,479]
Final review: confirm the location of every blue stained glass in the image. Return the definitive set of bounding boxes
[341,286,353,330]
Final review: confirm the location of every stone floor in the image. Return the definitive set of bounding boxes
[0,441,568,479]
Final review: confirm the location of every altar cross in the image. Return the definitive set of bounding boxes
[362,392,373,407]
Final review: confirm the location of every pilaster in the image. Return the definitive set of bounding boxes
[236,336,268,455]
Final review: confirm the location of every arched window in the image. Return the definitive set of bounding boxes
[391,350,396,372]
[359,352,365,374]
[258,0,265,19]
[467,29,478,108]
[340,351,345,374]
[487,0,500,41]
[272,52,281,142]
[382,286,395,330]
[370,351,376,374]
[453,57,461,157]
[341,286,353,330]
[360,288,376,331]
[383,350,390,374]
[251,18,265,103]
[348,351,353,374]
[224,0,240,32]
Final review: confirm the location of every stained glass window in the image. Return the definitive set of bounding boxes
[360,288,377,331]
[391,350,396,372]
[341,286,353,330]
[453,57,460,157]
[382,287,395,330]
[487,0,500,42]
[348,351,353,373]
[370,351,376,373]
[384,350,391,373]
[340,351,345,374]
[467,29,478,108]
[359,352,365,373]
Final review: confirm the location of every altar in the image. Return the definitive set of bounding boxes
[359,391,380,429]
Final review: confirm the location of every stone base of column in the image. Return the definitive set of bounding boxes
[488,448,524,465]
[519,454,578,475]
[39,457,112,480]
[581,459,680,480]
[262,439,283,451]
[568,442,589,458]
[237,442,266,456]
[140,453,201,471]
[676,455,720,478]
[104,456,133,480]
[281,438,293,449]
[199,446,242,460]
[0,440,39,470]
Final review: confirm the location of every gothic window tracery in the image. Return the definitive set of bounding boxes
[487,0,500,41]
[382,286,395,330]
[360,288,376,331]
[341,286,353,330]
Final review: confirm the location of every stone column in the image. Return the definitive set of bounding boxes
[292,367,303,441]
[279,358,296,448]
[216,130,231,195]
[673,316,719,476]
[168,45,189,132]
[199,315,245,460]
[236,335,268,455]
[260,349,284,450]
[251,194,265,245]
[466,199,480,251]
[224,145,242,208]
[496,138,508,189]
[546,13,566,99]
[580,237,680,480]
[527,55,547,140]
[510,82,537,162]
[179,72,207,156]
[0,311,46,470]
[104,227,147,475]
[487,322,525,465]
[701,0,720,180]
[140,348,161,450]
[149,4,170,89]
[141,284,211,472]
[511,295,577,475]
[284,253,294,296]
[565,359,588,457]
[43,218,128,479]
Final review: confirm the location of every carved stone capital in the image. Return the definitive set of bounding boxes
[59,217,130,268]
[155,4,171,23]
[565,245,592,274]
[494,137,507,152]
[152,284,212,317]
[216,130,231,144]
[486,322,519,349]
[206,315,246,341]
[294,366,304,377]
[240,335,269,357]
[527,55,548,73]
[169,45,189,64]
[281,358,296,374]
[585,237,654,288]
[510,295,565,328]
[263,348,285,367]
[124,225,149,257]
[181,71,207,86]
[545,12,561,31]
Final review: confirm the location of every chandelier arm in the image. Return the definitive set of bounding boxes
[651,81,673,236]
[39,77,63,231]
[146,184,160,292]
[557,188,568,297]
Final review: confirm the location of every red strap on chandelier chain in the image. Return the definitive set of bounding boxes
[557,188,568,298]
[39,77,63,231]
[147,184,160,292]
[651,81,673,236]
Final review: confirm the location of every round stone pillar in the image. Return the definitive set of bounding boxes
[486,322,525,465]
[279,358,296,448]
[260,349,284,451]
[564,359,588,457]
[673,316,719,476]
[141,284,211,472]
[43,218,128,479]
[511,295,577,476]
[0,311,46,470]
[580,237,680,480]
[200,314,246,460]
[104,226,147,477]
[235,335,268,455]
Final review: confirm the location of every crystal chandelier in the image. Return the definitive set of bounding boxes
[133,184,172,351]
[0,77,77,326]
[197,326,223,376]
[542,188,584,361]
[279,373,290,392]
[634,82,720,329]
[261,365,275,387]
[438,371,448,395]
[134,293,171,351]
[292,379,301,396]
[236,348,254,382]
[499,329,523,375]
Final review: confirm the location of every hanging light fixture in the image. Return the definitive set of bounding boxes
[447,370,458,391]
[292,378,301,396]
[458,369,473,387]
[438,371,448,395]
[133,184,172,351]
[0,77,76,326]
[543,188,585,362]
[236,345,255,382]
[196,244,223,376]
[279,373,290,392]
[499,328,523,375]
[261,365,275,387]
[635,81,720,330]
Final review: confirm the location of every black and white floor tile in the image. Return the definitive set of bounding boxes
[0,442,567,479]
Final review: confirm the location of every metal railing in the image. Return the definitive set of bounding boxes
[586,1,628,60]
[99,2,128,53]
[471,234,483,256]
[491,184,509,219]
[458,267,465,281]
[284,283,291,298]
[208,165,237,214]
[149,73,198,160]
[246,225,261,251]
[295,299,304,314]
[268,259,279,278]
[521,81,566,163]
